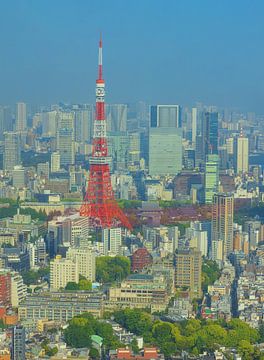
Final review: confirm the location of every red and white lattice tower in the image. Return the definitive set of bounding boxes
[80,36,132,230]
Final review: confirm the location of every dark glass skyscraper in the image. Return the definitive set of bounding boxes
[204,111,218,155]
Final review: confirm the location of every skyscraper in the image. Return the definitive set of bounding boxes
[150,105,182,128]
[202,111,218,156]
[16,102,27,131]
[42,110,58,136]
[74,105,93,143]
[212,193,234,262]
[0,106,12,139]
[106,104,127,132]
[57,112,75,167]
[12,325,26,360]
[149,127,182,175]
[205,154,219,204]
[3,132,21,171]
[191,107,197,145]
[234,135,249,174]
[108,132,129,172]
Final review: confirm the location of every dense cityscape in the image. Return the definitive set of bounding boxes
[2,2,264,360]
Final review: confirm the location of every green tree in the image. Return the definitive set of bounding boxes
[78,279,92,290]
[21,270,39,285]
[96,256,130,283]
[131,339,139,354]
[238,340,255,360]
[65,282,79,290]
[202,259,220,292]
[64,318,93,348]
[89,347,100,360]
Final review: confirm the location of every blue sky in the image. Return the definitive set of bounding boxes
[0,0,264,112]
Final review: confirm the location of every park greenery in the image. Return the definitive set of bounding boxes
[113,309,263,359]
[201,258,221,293]
[96,256,130,283]
[64,313,123,351]
[21,267,50,286]
[65,278,92,291]
[63,309,264,359]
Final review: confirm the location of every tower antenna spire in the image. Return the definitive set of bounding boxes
[98,34,103,80]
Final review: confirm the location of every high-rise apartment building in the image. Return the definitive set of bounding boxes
[50,255,79,291]
[175,248,202,299]
[16,102,27,131]
[3,132,21,171]
[66,245,96,282]
[102,228,122,255]
[12,325,25,360]
[149,127,182,175]
[205,154,219,204]
[150,105,182,128]
[212,193,234,262]
[234,135,249,174]
[11,272,27,307]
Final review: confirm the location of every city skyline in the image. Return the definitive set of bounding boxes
[0,1,264,113]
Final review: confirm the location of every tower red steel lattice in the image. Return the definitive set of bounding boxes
[80,37,132,230]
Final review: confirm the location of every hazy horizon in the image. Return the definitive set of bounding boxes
[0,0,264,113]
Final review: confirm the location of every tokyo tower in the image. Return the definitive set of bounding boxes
[80,36,132,230]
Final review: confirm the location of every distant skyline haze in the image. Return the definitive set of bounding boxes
[0,0,263,112]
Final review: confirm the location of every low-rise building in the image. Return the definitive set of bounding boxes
[18,290,104,322]
[108,274,169,313]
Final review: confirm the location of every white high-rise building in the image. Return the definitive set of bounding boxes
[235,136,249,174]
[102,228,122,255]
[66,245,96,282]
[16,102,27,131]
[50,255,79,291]
[191,107,197,145]
[11,272,27,307]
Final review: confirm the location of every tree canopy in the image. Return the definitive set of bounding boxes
[113,309,261,358]
[96,256,130,283]
[64,313,122,350]
[65,279,92,291]
[201,258,221,293]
